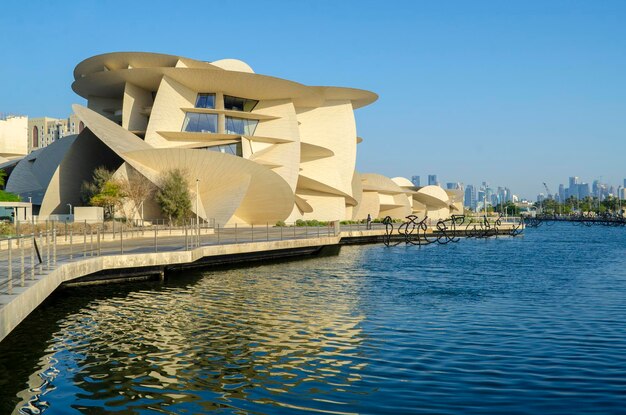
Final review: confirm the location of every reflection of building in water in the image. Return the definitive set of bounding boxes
[14,256,367,412]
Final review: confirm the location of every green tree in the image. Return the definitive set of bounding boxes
[155,169,192,224]
[0,169,21,201]
[81,166,114,205]
[81,167,124,219]
[90,180,124,219]
[0,191,20,202]
[0,169,6,189]
[493,201,520,215]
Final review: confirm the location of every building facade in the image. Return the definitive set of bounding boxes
[0,115,28,160]
[28,114,83,153]
[5,52,461,223]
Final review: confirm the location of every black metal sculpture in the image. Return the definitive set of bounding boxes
[383,213,523,246]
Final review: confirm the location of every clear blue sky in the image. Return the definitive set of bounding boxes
[1,0,625,199]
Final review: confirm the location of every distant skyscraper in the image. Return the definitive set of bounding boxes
[623,178,626,188]
[558,184,565,202]
[568,176,580,199]
[411,175,420,187]
[592,180,600,196]
[465,185,476,210]
[428,174,438,186]
[446,182,461,190]
[477,189,486,210]
[578,183,590,198]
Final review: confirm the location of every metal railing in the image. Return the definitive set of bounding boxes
[0,219,340,295]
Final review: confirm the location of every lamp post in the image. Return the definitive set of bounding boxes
[195,179,199,225]
[195,179,200,245]
[483,190,487,216]
[139,200,144,227]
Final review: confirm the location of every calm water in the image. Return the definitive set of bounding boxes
[2,222,626,414]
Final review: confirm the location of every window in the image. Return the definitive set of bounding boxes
[201,143,242,157]
[32,126,39,148]
[225,116,258,135]
[182,113,218,133]
[223,95,258,112]
[195,93,215,109]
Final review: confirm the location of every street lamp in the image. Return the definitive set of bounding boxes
[139,200,144,227]
[195,179,200,245]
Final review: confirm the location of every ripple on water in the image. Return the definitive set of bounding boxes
[1,223,626,414]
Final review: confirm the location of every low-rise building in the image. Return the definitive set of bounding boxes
[0,115,28,160]
[28,114,83,152]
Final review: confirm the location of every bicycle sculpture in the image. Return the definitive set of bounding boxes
[382,213,524,247]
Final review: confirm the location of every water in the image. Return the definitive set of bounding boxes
[2,222,626,414]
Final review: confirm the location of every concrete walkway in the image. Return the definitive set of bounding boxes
[0,232,343,343]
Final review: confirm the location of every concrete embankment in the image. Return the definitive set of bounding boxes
[0,236,340,343]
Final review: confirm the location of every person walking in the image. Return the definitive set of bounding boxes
[366,213,372,230]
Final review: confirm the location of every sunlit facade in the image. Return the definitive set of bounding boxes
[5,52,461,223]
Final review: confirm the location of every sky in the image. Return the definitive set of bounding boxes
[1,0,625,199]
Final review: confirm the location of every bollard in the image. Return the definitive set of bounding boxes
[97,228,101,256]
[83,222,87,258]
[90,226,94,256]
[8,238,13,294]
[69,227,73,259]
[154,225,158,253]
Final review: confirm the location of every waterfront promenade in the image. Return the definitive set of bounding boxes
[0,218,521,344]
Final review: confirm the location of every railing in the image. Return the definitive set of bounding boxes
[524,213,626,228]
[0,219,340,295]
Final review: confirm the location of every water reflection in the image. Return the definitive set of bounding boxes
[5,224,626,414]
[13,252,368,414]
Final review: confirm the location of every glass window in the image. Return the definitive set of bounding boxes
[182,112,218,133]
[223,95,258,112]
[225,116,258,136]
[199,143,242,156]
[195,93,216,109]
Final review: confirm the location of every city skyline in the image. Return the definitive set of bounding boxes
[1,1,626,199]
